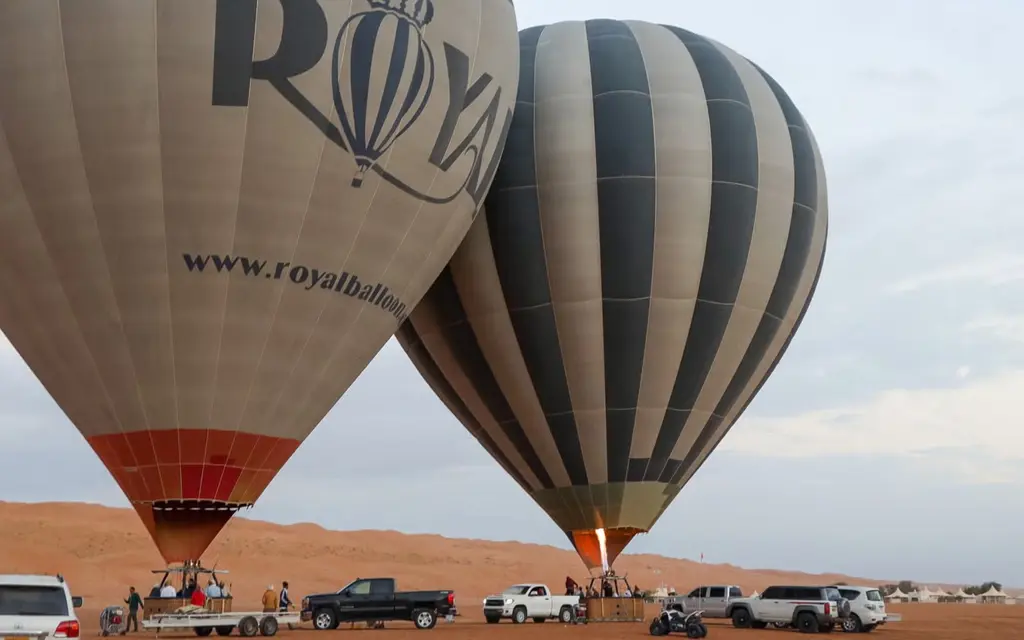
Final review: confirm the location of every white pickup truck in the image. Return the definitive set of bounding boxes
[482,584,578,624]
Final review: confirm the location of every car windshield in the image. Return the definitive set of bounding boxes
[503,586,531,595]
[866,590,883,602]
[0,586,69,616]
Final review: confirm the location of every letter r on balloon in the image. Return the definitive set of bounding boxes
[209,0,511,207]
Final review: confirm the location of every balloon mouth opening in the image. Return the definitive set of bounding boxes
[150,500,251,512]
[569,527,646,573]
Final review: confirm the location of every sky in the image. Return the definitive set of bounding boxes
[2,0,1023,587]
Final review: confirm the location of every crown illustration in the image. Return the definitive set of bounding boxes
[368,0,434,29]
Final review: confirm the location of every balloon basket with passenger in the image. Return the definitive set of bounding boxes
[580,573,645,623]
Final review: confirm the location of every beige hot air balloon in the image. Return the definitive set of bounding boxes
[0,0,518,563]
[399,19,828,572]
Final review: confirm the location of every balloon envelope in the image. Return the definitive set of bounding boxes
[398,19,828,570]
[0,0,518,562]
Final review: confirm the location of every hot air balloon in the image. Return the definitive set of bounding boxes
[398,19,828,572]
[0,0,518,563]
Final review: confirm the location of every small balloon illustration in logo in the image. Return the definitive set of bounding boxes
[333,0,436,187]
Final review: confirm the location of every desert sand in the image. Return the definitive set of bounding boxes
[1,501,1019,639]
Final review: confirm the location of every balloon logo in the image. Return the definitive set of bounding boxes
[333,0,436,188]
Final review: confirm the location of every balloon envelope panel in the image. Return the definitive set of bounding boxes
[0,0,518,562]
[398,18,828,569]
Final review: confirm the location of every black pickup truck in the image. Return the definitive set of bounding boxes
[301,577,456,630]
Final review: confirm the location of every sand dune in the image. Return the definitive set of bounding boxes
[0,500,890,610]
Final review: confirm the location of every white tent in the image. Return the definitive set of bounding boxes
[979,586,1008,603]
[885,588,908,601]
[914,587,938,602]
[931,587,950,597]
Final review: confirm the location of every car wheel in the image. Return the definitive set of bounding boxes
[512,607,527,624]
[796,612,819,634]
[312,609,335,631]
[841,615,862,633]
[731,608,752,628]
[194,628,213,637]
[412,608,436,630]
[559,607,573,623]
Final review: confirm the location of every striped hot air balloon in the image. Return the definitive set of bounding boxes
[0,0,518,564]
[398,19,828,571]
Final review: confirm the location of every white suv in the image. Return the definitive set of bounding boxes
[833,586,888,633]
[0,575,83,640]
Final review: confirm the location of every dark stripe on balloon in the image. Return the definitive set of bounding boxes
[669,226,827,485]
[700,62,819,433]
[395,322,534,493]
[367,16,411,148]
[483,26,590,487]
[347,11,385,158]
[583,19,657,484]
[644,26,759,483]
[415,268,555,489]
[372,29,427,152]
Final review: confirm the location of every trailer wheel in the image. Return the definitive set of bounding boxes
[259,616,279,637]
[238,616,259,637]
[194,627,213,637]
[216,626,234,636]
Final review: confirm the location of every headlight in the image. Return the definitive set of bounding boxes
[505,598,514,605]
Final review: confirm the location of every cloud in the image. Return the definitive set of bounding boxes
[721,369,1024,485]
[884,253,1024,295]
[965,314,1024,345]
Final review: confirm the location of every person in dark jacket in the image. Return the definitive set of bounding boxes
[124,586,143,632]
[279,581,292,612]
[565,576,578,596]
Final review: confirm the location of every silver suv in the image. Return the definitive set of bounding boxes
[726,585,850,633]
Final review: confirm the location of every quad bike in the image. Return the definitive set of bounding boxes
[649,609,708,638]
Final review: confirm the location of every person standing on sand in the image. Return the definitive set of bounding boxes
[262,585,278,613]
[124,587,143,632]
[279,581,292,612]
[565,576,578,596]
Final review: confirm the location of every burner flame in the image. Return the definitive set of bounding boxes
[595,527,609,574]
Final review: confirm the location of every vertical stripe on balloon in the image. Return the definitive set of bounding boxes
[396,322,535,492]
[486,25,590,486]
[583,19,657,485]
[644,26,759,483]
[411,268,553,489]
[687,62,820,462]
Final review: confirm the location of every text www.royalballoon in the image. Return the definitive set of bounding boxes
[181,253,409,323]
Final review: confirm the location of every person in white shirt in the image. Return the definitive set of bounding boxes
[206,580,222,598]
[160,583,177,598]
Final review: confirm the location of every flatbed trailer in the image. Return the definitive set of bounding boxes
[143,611,300,637]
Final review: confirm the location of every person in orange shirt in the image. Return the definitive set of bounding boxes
[262,586,278,613]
